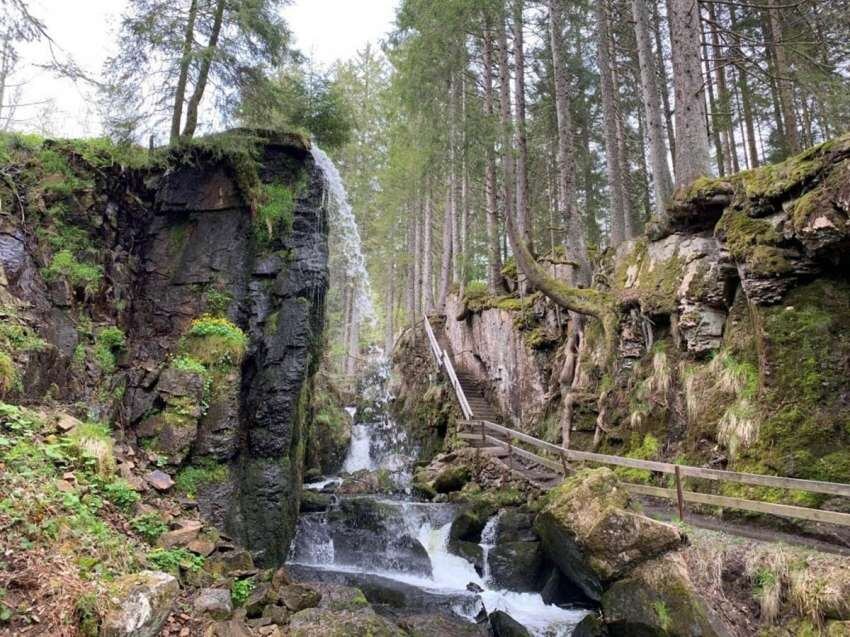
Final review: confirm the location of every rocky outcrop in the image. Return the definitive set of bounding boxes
[534,468,684,601]
[0,132,329,566]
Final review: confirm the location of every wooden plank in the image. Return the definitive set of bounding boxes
[625,484,850,527]
[458,419,850,499]
[482,434,566,475]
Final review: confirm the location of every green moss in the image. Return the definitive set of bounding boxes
[174,459,230,498]
[179,315,248,368]
[204,287,232,317]
[146,547,204,574]
[0,322,47,353]
[716,209,781,260]
[0,351,17,394]
[615,434,661,484]
[463,280,488,301]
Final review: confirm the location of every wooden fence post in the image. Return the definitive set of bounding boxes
[675,465,686,521]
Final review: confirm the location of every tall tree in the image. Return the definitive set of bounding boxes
[766,0,799,155]
[631,0,673,217]
[669,0,711,186]
[481,22,504,295]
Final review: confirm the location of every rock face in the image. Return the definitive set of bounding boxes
[100,571,179,637]
[0,132,329,565]
[534,468,684,601]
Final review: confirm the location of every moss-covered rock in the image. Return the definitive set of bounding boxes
[288,607,406,637]
[100,570,179,637]
[601,554,717,637]
[534,468,684,601]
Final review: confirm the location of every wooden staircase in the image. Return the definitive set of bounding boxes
[426,321,564,489]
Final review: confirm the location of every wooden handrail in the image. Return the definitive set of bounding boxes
[459,420,850,527]
[460,419,850,499]
[423,314,475,421]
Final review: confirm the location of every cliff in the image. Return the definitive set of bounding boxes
[398,134,850,514]
[0,130,328,564]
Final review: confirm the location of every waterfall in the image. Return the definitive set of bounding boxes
[310,145,375,325]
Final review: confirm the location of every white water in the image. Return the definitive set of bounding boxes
[480,512,500,585]
[310,145,375,324]
[343,423,375,473]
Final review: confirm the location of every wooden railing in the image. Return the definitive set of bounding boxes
[458,419,850,527]
[423,315,474,420]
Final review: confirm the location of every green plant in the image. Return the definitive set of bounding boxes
[231,578,255,606]
[464,280,488,301]
[652,600,671,631]
[146,547,204,573]
[205,288,233,317]
[180,316,248,367]
[0,352,16,394]
[74,592,99,636]
[130,513,169,543]
[67,422,115,476]
[42,250,102,296]
[256,183,295,242]
[101,479,140,511]
[93,326,126,373]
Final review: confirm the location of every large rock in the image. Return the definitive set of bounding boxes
[288,607,406,637]
[194,588,233,620]
[488,541,545,592]
[100,571,179,637]
[601,554,717,637]
[534,469,684,601]
[401,613,488,636]
[489,610,531,637]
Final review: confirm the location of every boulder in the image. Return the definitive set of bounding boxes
[300,490,332,512]
[489,610,531,637]
[310,582,369,612]
[432,465,471,493]
[244,582,273,618]
[205,549,256,577]
[601,554,716,637]
[572,614,609,637]
[144,470,174,492]
[157,520,202,548]
[278,583,322,612]
[100,571,179,637]
[400,613,489,636]
[488,541,545,592]
[495,511,537,543]
[194,588,233,620]
[448,540,484,575]
[534,468,684,601]
[288,607,406,637]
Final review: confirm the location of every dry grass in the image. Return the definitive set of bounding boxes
[790,558,850,628]
[745,546,791,625]
[717,399,760,461]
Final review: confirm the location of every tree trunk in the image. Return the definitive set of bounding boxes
[482,25,504,295]
[767,0,799,155]
[549,0,590,285]
[701,16,726,177]
[669,0,712,186]
[652,0,676,167]
[596,0,627,246]
[406,220,416,323]
[413,204,422,320]
[181,0,225,138]
[437,186,453,310]
[631,0,674,217]
[513,0,532,257]
[385,262,395,354]
[422,185,434,313]
[170,0,198,143]
[497,7,517,280]
[729,4,759,168]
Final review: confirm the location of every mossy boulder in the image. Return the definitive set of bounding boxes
[600,554,717,637]
[288,607,406,637]
[488,541,545,592]
[432,465,472,493]
[534,468,684,601]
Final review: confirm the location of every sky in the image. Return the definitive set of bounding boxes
[10,0,398,138]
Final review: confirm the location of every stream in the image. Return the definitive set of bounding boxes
[288,359,590,636]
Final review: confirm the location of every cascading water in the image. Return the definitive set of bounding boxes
[298,147,589,635]
[310,145,375,325]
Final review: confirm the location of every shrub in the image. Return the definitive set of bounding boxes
[146,547,204,573]
[130,513,169,543]
[101,479,140,511]
[231,578,255,606]
[93,326,126,373]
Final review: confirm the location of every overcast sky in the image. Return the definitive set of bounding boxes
[10,0,398,138]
